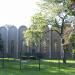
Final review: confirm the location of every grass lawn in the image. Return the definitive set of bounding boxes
[0,59,75,75]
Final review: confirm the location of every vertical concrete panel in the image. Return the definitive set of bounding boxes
[18,26,27,57]
[48,30,52,58]
[0,26,7,57]
[8,26,17,58]
[51,31,61,59]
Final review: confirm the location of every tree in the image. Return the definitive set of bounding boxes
[37,0,75,26]
[31,12,47,31]
[64,0,75,15]
[37,0,75,63]
[23,0,75,59]
[23,12,48,53]
[37,0,66,27]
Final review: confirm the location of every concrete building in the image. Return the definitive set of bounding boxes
[41,27,61,59]
[0,26,7,57]
[18,25,27,57]
[0,24,74,59]
[8,26,17,58]
[51,31,61,59]
[0,25,27,58]
[0,25,61,59]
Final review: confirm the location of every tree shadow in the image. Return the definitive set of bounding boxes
[0,59,75,75]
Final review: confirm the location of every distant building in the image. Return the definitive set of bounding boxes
[8,26,17,58]
[0,26,7,57]
[0,24,74,59]
[18,25,27,57]
[41,26,61,59]
[0,25,27,58]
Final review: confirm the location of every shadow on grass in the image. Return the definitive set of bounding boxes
[0,59,75,75]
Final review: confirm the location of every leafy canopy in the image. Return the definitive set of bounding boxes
[23,12,47,46]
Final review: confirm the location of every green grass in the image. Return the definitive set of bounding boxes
[0,59,75,75]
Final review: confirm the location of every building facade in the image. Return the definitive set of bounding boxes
[0,25,27,58]
[0,25,70,59]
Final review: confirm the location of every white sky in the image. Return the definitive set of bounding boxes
[0,0,39,28]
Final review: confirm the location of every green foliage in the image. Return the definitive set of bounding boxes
[37,0,66,27]
[36,0,75,48]
[44,0,75,16]
[24,13,47,49]
[24,29,41,46]
[23,12,47,47]
[24,0,75,49]
[31,12,47,31]
[64,0,75,15]
[72,49,75,54]
[70,34,75,42]
[37,0,75,27]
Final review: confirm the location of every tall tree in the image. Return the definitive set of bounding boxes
[37,0,65,26]
[23,12,47,52]
[31,12,47,31]
[23,0,75,58]
[37,0,75,63]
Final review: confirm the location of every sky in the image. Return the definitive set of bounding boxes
[0,0,39,28]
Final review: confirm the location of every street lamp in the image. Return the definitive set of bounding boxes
[48,25,52,59]
[39,23,64,70]
[48,24,52,29]
[48,24,61,71]
[20,39,23,70]
[46,24,61,60]
[38,25,52,71]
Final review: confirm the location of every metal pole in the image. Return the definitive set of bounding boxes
[39,33,42,71]
[58,44,60,71]
[20,51,21,70]
[39,38,41,71]
[2,41,4,68]
[20,40,22,70]
[39,56,40,71]
[2,49,4,68]
[50,29,52,59]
